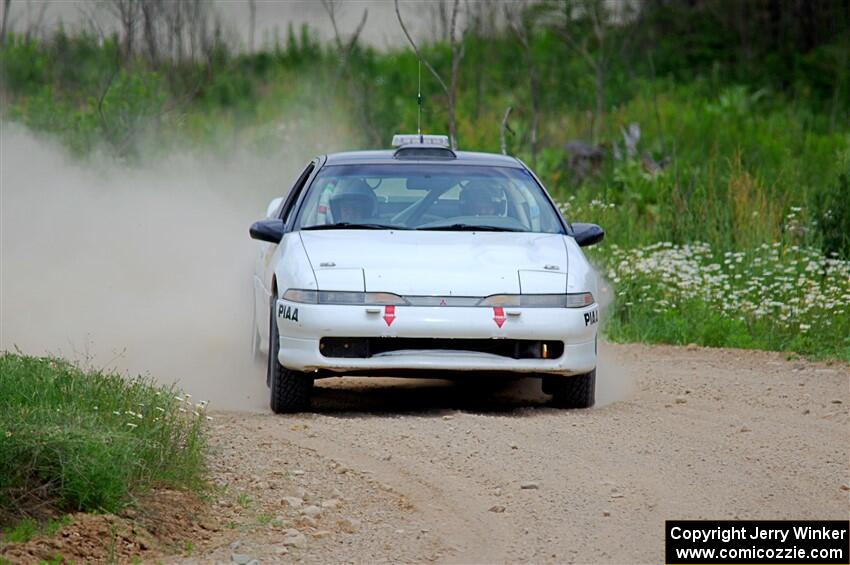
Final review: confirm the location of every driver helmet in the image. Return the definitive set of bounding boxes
[459,179,507,216]
[328,178,377,222]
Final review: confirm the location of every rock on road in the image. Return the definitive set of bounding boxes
[179,343,849,564]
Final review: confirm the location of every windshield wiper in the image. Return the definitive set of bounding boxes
[302,222,409,231]
[416,223,523,232]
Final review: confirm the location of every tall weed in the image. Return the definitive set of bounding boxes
[0,354,208,520]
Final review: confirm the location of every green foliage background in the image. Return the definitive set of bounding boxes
[1,2,849,360]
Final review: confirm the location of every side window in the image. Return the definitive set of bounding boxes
[280,163,315,223]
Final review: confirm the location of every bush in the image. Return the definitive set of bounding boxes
[600,241,850,360]
[0,354,208,521]
[813,148,850,259]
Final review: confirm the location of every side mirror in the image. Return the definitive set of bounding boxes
[572,222,604,247]
[249,219,285,243]
[265,197,284,218]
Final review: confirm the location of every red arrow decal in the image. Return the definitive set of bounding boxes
[383,305,396,326]
[493,307,506,328]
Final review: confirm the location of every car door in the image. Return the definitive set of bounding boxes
[254,160,318,345]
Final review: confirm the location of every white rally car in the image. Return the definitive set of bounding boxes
[250,135,604,413]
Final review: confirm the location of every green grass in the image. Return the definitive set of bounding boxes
[0,353,208,525]
[551,136,850,361]
[595,241,850,361]
[1,515,70,543]
[257,513,274,526]
[236,493,252,510]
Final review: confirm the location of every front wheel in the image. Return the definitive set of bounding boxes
[543,369,596,409]
[268,296,313,413]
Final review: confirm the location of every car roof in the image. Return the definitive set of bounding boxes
[323,149,526,168]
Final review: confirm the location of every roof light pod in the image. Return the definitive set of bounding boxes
[391,134,456,160]
[393,146,456,160]
[391,134,450,147]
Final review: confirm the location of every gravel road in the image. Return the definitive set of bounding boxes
[177,343,849,564]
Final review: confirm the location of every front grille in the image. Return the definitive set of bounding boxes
[319,337,564,360]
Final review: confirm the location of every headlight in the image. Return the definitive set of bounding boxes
[362,292,410,305]
[316,291,364,305]
[282,289,318,303]
[476,294,521,307]
[319,291,408,305]
[283,289,593,308]
[565,292,595,308]
[478,293,594,308]
[282,289,408,305]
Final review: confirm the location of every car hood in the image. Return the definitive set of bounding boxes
[299,230,568,296]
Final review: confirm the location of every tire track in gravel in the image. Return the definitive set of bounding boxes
[270,420,516,563]
[181,343,849,564]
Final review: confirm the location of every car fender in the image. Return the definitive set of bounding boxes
[565,236,599,304]
[258,233,317,345]
[273,234,318,298]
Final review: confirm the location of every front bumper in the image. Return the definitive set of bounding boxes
[276,299,598,376]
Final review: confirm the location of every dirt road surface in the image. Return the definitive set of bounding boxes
[176,343,849,564]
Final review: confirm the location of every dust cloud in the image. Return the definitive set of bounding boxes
[594,342,638,406]
[1,124,634,412]
[0,125,299,410]
[593,276,637,406]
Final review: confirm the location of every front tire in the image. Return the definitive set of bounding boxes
[544,369,596,409]
[268,296,313,413]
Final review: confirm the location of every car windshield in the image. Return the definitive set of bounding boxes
[295,164,564,233]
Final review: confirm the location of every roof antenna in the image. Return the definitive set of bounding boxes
[417,59,423,142]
